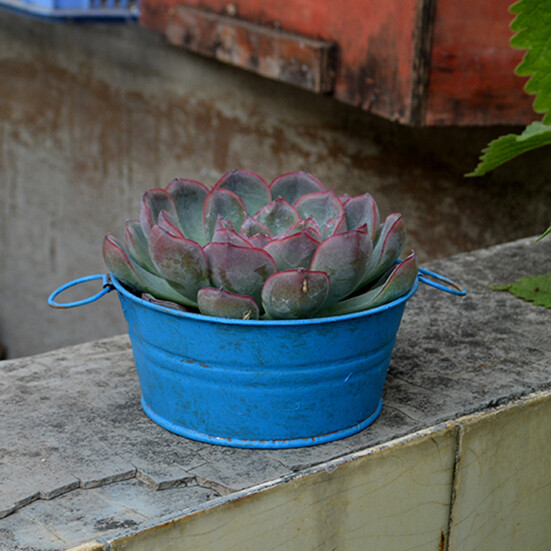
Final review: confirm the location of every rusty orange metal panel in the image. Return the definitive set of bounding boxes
[423,0,534,125]
[140,0,535,126]
[164,6,336,93]
[141,0,423,124]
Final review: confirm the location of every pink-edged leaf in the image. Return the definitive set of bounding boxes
[361,213,406,286]
[197,287,259,320]
[214,215,236,232]
[166,178,210,245]
[124,220,157,273]
[103,234,146,292]
[203,187,247,241]
[263,231,320,271]
[204,242,276,305]
[240,216,273,239]
[282,216,322,240]
[248,233,273,248]
[215,169,271,216]
[254,197,301,236]
[270,171,326,205]
[139,189,176,237]
[212,227,253,247]
[322,214,348,239]
[321,253,418,316]
[141,293,191,312]
[344,193,380,238]
[261,269,330,319]
[295,190,345,229]
[157,210,186,238]
[311,229,373,305]
[103,235,195,306]
[149,225,210,302]
[104,233,195,305]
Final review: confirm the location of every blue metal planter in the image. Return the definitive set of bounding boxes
[49,268,464,448]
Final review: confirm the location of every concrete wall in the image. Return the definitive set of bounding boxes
[1,11,550,358]
[71,391,551,551]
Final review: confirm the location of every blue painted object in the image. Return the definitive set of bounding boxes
[0,0,138,21]
[49,268,465,448]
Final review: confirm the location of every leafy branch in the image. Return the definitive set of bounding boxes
[468,0,551,239]
[466,121,551,177]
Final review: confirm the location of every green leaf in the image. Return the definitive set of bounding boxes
[510,0,551,123]
[467,121,551,176]
[490,272,551,308]
[537,225,551,241]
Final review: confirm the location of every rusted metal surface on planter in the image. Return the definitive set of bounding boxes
[140,0,535,126]
[164,6,336,93]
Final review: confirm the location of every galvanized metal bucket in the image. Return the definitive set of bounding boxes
[49,267,465,448]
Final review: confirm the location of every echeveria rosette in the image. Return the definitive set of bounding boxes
[103,169,418,320]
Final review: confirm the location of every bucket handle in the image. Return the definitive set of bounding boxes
[418,267,466,296]
[48,274,114,309]
[48,267,466,308]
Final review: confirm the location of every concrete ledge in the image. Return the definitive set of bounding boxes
[1,236,550,550]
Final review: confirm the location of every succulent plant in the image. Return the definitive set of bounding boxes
[103,170,418,320]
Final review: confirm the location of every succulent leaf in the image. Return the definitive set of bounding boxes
[203,187,247,241]
[270,171,326,205]
[344,193,380,238]
[320,253,418,316]
[264,231,320,271]
[149,225,210,302]
[197,287,259,320]
[212,227,253,247]
[295,190,345,229]
[103,234,146,292]
[283,216,322,240]
[360,213,406,287]
[215,169,271,216]
[157,210,185,238]
[139,189,176,238]
[254,197,301,236]
[103,234,195,306]
[322,214,348,239]
[261,269,330,319]
[124,220,157,273]
[166,178,209,245]
[141,293,191,312]
[204,242,276,305]
[248,233,272,248]
[311,229,373,306]
[240,216,273,239]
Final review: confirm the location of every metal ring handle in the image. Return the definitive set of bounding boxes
[418,268,467,296]
[48,274,114,308]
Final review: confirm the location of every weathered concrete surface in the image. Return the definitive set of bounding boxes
[1,10,551,358]
[1,237,550,549]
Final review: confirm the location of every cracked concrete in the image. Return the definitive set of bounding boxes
[1,236,550,549]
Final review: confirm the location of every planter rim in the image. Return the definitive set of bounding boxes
[110,273,420,327]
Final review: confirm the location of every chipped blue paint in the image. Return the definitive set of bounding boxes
[48,267,464,448]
